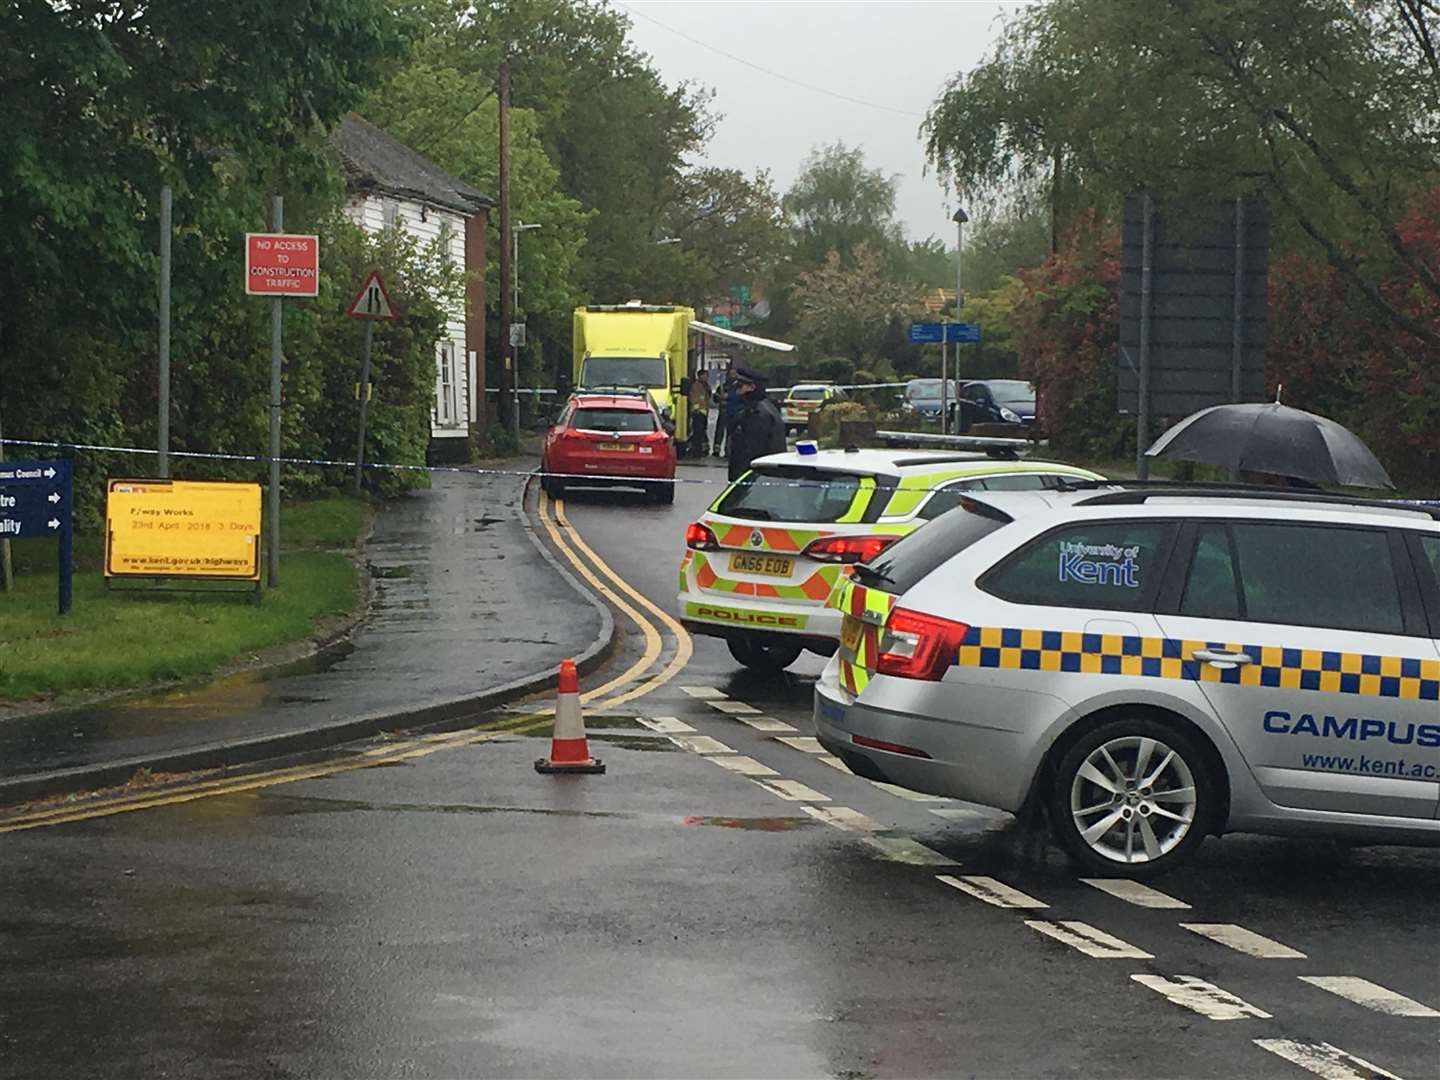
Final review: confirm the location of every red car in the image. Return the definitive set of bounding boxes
[540,393,677,503]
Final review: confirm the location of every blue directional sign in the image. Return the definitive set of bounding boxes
[0,459,74,614]
[909,322,982,344]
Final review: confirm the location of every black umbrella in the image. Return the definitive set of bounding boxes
[1145,402,1394,489]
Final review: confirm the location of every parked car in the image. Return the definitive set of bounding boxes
[953,379,1037,432]
[541,392,676,504]
[901,378,960,420]
[782,383,846,434]
[816,485,1440,874]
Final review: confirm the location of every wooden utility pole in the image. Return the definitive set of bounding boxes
[497,55,514,437]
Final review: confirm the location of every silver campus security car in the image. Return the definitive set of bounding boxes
[815,486,1440,874]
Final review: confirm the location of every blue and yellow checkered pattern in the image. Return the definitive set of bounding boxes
[956,626,1440,702]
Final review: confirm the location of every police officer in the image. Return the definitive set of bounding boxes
[713,362,743,458]
[727,366,787,481]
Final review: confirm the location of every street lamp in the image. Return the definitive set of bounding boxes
[512,221,542,315]
[943,206,969,434]
[511,222,542,434]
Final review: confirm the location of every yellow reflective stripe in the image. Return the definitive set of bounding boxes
[836,476,876,524]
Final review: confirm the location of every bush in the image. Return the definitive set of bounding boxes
[812,400,874,443]
[1012,216,1133,460]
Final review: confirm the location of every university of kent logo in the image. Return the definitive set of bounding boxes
[750,529,764,548]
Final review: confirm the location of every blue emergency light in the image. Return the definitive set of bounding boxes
[796,440,819,456]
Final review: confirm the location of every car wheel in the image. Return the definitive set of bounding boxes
[546,476,565,499]
[1046,717,1214,876]
[727,635,802,673]
[649,480,675,505]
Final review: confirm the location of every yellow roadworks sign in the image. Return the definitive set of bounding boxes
[105,479,262,579]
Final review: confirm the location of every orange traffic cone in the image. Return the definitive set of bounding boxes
[535,659,606,774]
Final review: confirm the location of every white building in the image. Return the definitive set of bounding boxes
[332,114,493,454]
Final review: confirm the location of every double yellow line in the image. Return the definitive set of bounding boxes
[0,711,555,835]
[535,490,692,710]
[0,486,690,835]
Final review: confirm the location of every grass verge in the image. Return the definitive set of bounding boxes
[0,496,369,702]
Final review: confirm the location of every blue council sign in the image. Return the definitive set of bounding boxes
[0,459,74,614]
[908,322,981,344]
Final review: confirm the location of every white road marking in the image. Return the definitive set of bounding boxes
[775,736,826,753]
[801,804,883,832]
[937,875,1048,910]
[816,754,850,772]
[1253,1040,1405,1080]
[1131,974,1272,1020]
[1026,920,1153,960]
[753,778,831,803]
[1180,923,1306,959]
[681,686,726,700]
[709,700,761,715]
[1299,977,1440,1017]
[735,715,797,732]
[870,781,947,802]
[1080,878,1191,909]
[637,716,696,734]
[667,735,735,755]
[864,837,956,866]
[707,754,779,777]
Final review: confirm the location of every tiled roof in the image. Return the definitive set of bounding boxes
[331,113,493,215]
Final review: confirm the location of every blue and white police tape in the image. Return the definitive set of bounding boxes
[2,436,1435,503]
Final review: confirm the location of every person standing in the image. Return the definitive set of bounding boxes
[727,367,787,481]
[712,363,738,457]
[687,370,711,456]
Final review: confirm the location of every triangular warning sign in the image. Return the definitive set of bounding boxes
[345,270,398,320]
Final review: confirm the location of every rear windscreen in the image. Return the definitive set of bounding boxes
[574,408,656,433]
[788,387,827,401]
[855,504,1008,593]
[715,467,864,523]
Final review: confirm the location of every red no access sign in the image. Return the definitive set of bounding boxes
[245,233,320,297]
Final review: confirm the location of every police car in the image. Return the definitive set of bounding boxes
[677,444,1105,672]
[816,486,1440,874]
[781,383,846,434]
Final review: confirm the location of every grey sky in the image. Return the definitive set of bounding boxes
[619,0,1024,244]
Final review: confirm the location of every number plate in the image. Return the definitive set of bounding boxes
[597,442,635,452]
[840,616,863,653]
[728,552,794,577]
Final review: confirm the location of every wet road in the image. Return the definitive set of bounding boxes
[2,455,1437,1078]
[0,468,603,782]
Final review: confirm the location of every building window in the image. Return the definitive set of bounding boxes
[437,342,458,425]
[383,199,399,227]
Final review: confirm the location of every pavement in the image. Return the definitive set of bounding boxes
[0,461,611,803]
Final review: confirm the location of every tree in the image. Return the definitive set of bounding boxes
[923,0,1440,343]
[791,246,916,369]
[648,167,786,309]
[961,208,1052,294]
[0,0,408,518]
[784,143,906,269]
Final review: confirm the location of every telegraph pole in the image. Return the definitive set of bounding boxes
[497,55,515,438]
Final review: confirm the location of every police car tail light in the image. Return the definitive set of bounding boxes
[802,535,900,564]
[685,522,720,551]
[875,608,968,682]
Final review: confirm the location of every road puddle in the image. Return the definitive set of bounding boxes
[681,815,812,832]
